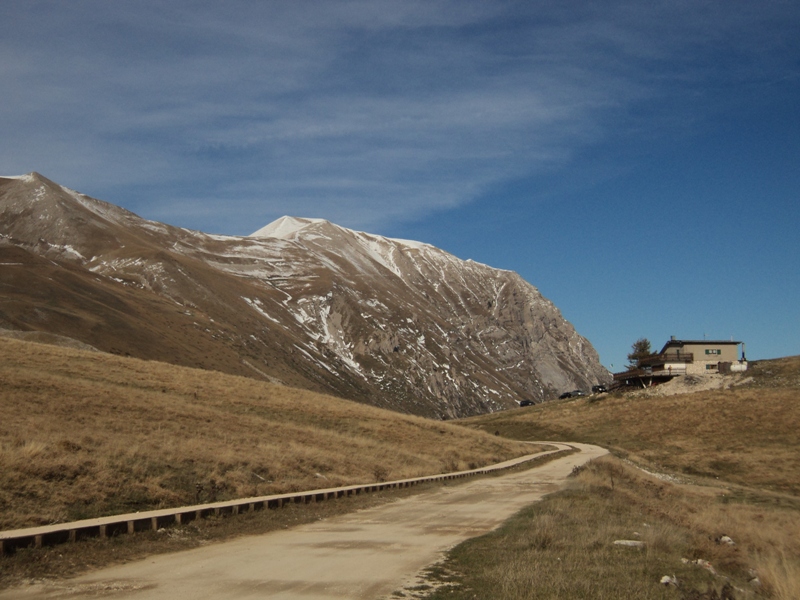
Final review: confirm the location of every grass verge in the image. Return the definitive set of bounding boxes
[407,456,798,600]
[440,357,800,599]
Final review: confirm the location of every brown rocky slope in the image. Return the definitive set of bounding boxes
[0,172,609,417]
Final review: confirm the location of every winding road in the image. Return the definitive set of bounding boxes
[2,442,607,600]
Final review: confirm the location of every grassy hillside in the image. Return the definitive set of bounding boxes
[464,356,800,495]
[418,357,800,599]
[0,336,533,531]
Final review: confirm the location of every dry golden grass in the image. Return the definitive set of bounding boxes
[464,357,800,495]
[418,456,799,599]
[440,356,800,599]
[0,336,533,531]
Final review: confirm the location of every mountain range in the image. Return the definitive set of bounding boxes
[0,172,609,418]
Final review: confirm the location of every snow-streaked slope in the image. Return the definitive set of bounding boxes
[252,216,444,279]
[0,173,610,418]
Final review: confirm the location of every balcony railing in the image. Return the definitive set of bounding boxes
[637,352,693,366]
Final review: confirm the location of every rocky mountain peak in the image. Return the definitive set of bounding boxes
[250,216,331,239]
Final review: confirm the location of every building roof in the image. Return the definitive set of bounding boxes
[659,339,742,353]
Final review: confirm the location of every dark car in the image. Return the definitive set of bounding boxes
[519,400,534,407]
[591,385,608,394]
[558,391,573,399]
[571,389,586,397]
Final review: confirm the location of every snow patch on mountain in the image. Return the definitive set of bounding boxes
[250,216,326,239]
[1,174,36,182]
[242,297,283,325]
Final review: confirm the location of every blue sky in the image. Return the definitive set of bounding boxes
[2,1,799,370]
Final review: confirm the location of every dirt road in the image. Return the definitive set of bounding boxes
[3,442,606,600]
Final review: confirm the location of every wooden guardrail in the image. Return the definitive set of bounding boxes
[0,447,564,555]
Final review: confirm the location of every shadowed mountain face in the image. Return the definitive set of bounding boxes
[0,173,609,418]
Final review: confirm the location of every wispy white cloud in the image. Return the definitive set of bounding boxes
[1,1,798,233]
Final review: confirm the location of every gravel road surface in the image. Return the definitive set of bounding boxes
[2,442,606,600]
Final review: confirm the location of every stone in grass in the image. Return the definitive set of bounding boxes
[716,535,735,546]
[613,539,645,548]
[681,558,718,576]
[660,575,679,587]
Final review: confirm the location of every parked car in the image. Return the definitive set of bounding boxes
[558,391,573,399]
[519,400,534,407]
[570,389,586,397]
[591,385,608,394]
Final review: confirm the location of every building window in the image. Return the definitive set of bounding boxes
[706,364,717,370]
[705,349,721,355]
